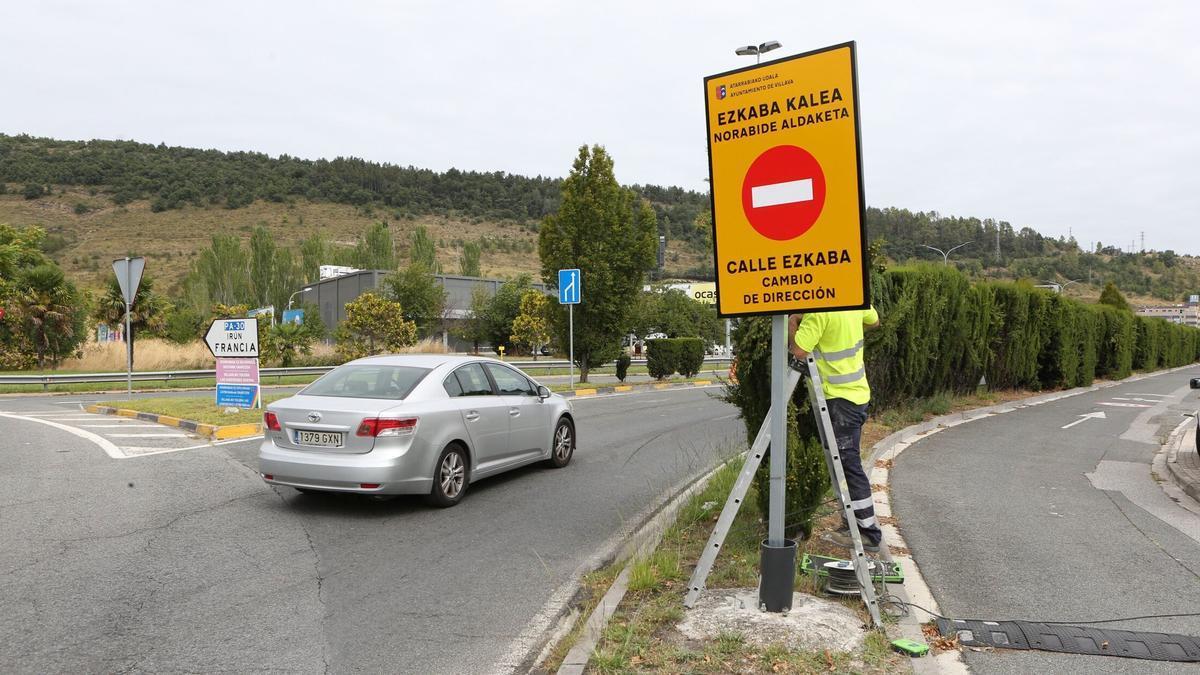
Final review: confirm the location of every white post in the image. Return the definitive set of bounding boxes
[768,315,786,545]
[568,304,575,390]
[124,257,133,400]
[725,318,731,355]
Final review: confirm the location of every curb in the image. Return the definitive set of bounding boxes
[553,460,730,675]
[562,379,717,399]
[499,455,736,674]
[1164,416,1200,505]
[84,404,262,441]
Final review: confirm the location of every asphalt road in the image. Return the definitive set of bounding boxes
[891,366,1200,673]
[0,385,741,673]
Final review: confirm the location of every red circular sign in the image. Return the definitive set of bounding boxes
[740,145,826,241]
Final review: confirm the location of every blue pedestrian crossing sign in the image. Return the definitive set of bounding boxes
[558,269,581,305]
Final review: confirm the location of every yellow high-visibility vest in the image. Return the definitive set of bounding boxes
[793,307,878,405]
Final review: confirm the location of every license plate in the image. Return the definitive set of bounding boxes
[296,430,343,448]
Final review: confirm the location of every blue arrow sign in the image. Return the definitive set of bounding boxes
[558,269,581,305]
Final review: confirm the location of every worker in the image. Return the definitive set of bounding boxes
[789,307,881,552]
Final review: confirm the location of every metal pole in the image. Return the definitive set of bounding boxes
[725,319,731,355]
[768,315,786,545]
[125,257,132,400]
[568,304,574,390]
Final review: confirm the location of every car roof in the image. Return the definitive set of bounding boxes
[346,354,510,370]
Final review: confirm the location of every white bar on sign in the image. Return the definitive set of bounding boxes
[751,179,813,208]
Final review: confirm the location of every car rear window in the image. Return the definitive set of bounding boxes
[301,365,430,400]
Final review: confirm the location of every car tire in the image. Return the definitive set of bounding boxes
[545,417,575,468]
[428,443,469,507]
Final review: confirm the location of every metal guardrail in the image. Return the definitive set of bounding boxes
[0,357,733,390]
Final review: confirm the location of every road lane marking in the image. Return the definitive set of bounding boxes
[80,424,163,428]
[1113,397,1169,403]
[750,178,814,208]
[1062,411,1106,429]
[1098,402,1152,408]
[0,412,123,459]
[1126,393,1170,397]
[105,433,189,438]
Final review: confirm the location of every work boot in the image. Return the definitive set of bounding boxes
[822,528,880,553]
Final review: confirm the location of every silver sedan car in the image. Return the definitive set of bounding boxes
[258,355,575,506]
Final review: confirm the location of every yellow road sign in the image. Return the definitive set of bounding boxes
[704,41,869,317]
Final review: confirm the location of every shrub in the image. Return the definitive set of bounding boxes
[646,338,676,379]
[615,352,631,382]
[676,338,705,377]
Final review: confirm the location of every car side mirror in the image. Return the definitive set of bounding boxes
[538,385,551,399]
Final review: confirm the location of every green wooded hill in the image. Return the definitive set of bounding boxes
[1,133,1197,302]
[870,207,1200,302]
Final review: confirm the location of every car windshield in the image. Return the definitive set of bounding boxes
[301,365,430,400]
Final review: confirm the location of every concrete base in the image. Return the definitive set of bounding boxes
[677,589,866,653]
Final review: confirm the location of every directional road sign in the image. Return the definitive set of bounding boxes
[204,318,260,358]
[558,269,581,305]
[112,257,146,305]
[704,41,869,317]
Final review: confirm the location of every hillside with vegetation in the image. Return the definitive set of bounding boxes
[0,134,713,290]
[2,133,1198,307]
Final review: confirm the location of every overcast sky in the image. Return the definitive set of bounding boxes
[2,1,1197,253]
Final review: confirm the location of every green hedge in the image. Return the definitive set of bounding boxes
[727,264,1200,538]
[646,338,705,379]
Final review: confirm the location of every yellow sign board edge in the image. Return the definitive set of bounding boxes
[702,40,872,319]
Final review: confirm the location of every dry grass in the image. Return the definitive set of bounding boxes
[394,337,451,354]
[60,338,214,371]
[0,188,708,293]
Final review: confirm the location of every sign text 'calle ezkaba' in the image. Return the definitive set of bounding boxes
[704,41,869,317]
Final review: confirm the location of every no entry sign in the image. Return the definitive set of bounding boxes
[741,145,827,241]
[704,42,869,317]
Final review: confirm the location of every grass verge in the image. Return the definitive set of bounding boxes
[0,374,319,395]
[542,458,909,674]
[97,394,288,426]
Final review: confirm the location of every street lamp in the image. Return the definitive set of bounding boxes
[920,241,973,265]
[287,287,313,310]
[735,40,782,64]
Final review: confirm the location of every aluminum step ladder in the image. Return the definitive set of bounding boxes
[683,354,882,628]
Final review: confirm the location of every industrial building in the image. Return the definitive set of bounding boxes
[291,270,547,351]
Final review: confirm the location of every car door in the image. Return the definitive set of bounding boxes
[484,363,551,462]
[445,363,511,473]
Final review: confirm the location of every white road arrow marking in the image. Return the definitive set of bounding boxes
[1112,397,1166,403]
[1098,401,1152,408]
[1062,411,1107,429]
[751,179,813,208]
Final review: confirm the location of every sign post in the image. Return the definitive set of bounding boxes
[704,42,869,613]
[111,257,146,399]
[205,318,261,409]
[558,269,581,390]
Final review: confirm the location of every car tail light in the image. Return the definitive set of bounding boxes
[356,417,418,437]
[264,411,281,431]
[360,483,381,489]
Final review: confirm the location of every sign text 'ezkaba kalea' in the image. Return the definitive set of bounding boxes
[204,318,259,358]
[705,41,869,317]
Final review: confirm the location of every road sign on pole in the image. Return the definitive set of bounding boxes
[702,41,870,615]
[112,257,146,399]
[558,269,581,305]
[204,319,260,359]
[558,269,581,389]
[704,41,869,318]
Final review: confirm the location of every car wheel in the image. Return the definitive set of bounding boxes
[545,417,574,468]
[428,443,469,507]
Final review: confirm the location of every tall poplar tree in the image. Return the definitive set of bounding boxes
[538,145,657,382]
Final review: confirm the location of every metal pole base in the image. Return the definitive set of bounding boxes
[758,538,797,612]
